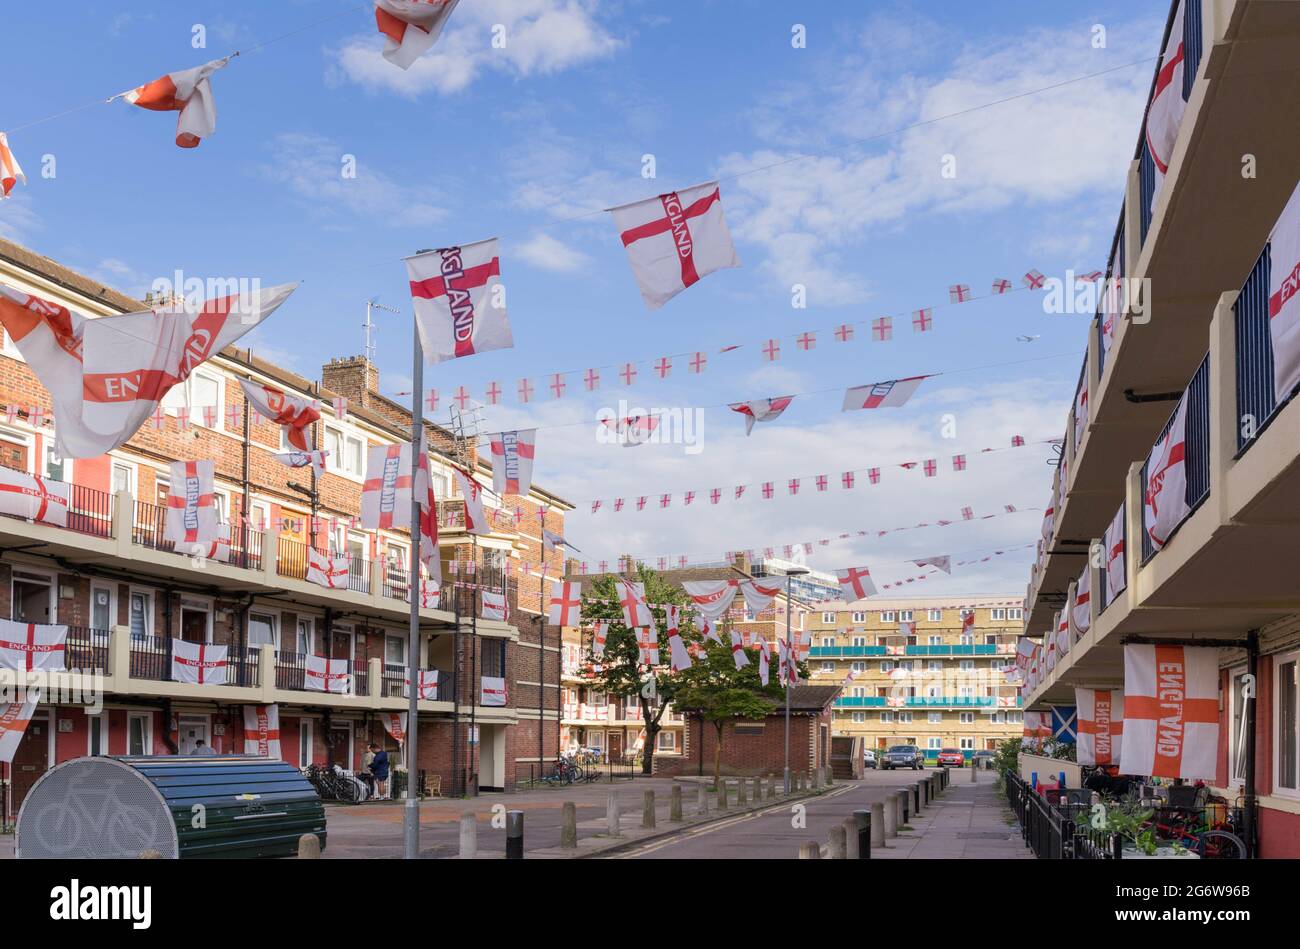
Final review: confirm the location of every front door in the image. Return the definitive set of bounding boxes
[177,716,208,755]
[608,730,623,762]
[11,714,49,813]
[328,726,352,769]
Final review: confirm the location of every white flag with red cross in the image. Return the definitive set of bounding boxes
[728,630,750,669]
[609,181,740,310]
[637,627,660,666]
[547,581,583,626]
[482,590,509,622]
[1119,643,1218,780]
[756,637,770,686]
[699,616,722,645]
[616,578,653,628]
[361,443,429,531]
[1145,0,1188,209]
[305,655,352,694]
[1143,394,1190,551]
[374,0,460,69]
[118,58,229,148]
[836,566,877,601]
[489,428,537,497]
[406,239,513,364]
[307,548,350,589]
[1070,566,1092,636]
[842,376,927,410]
[739,579,782,615]
[0,694,40,764]
[171,638,229,686]
[239,378,320,451]
[1055,608,1071,658]
[0,619,66,672]
[0,132,26,199]
[1075,688,1123,768]
[0,280,294,459]
[1268,181,1300,402]
[1104,504,1127,605]
[243,704,281,757]
[728,396,794,436]
[405,670,440,700]
[0,466,70,527]
[381,712,408,743]
[164,460,220,547]
[666,606,692,672]
[913,555,950,574]
[591,620,609,658]
[275,450,329,478]
[452,466,490,535]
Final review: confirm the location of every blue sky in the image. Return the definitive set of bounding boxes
[0,0,1170,590]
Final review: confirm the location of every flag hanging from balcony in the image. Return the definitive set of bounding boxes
[245,702,284,754]
[1021,711,1052,748]
[406,669,440,700]
[1075,688,1123,768]
[836,566,877,600]
[0,693,40,764]
[547,581,582,626]
[1015,636,1036,671]
[452,466,489,535]
[1142,393,1190,551]
[481,589,508,621]
[1055,609,1071,659]
[164,460,220,547]
[1145,0,1188,209]
[1268,181,1300,401]
[410,578,440,610]
[306,548,350,589]
[1070,566,1091,636]
[728,396,793,436]
[406,239,513,364]
[0,619,66,672]
[739,579,782,615]
[0,132,25,198]
[489,428,536,497]
[1119,643,1218,780]
[362,444,429,531]
[0,281,294,458]
[116,58,229,148]
[275,449,328,478]
[666,606,692,672]
[480,676,508,706]
[374,0,460,69]
[1073,376,1088,449]
[841,376,927,411]
[682,580,738,620]
[239,378,320,451]
[609,181,740,310]
[171,638,229,686]
[203,529,232,564]
[304,655,352,694]
[616,578,653,628]
[1044,620,1057,672]
[729,630,749,669]
[381,712,407,743]
[0,467,70,527]
[1104,504,1127,604]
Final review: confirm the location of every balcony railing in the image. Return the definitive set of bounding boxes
[379,664,451,701]
[1098,499,1125,614]
[276,536,370,594]
[126,635,261,687]
[0,465,114,539]
[1140,353,1211,563]
[834,695,1018,708]
[132,500,263,570]
[809,644,1000,658]
[1235,241,1290,455]
[60,625,111,672]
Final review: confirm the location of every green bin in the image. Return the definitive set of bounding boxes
[16,755,326,859]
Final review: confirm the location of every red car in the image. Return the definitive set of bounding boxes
[937,748,965,767]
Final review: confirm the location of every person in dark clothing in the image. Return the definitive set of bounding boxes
[369,743,390,800]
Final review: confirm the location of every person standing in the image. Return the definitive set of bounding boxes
[369,742,390,800]
[361,744,377,797]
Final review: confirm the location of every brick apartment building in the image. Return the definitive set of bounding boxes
[0,236,573,814]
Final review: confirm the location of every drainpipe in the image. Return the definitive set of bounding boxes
[160,698,178,754]
[1244,629,1259,859]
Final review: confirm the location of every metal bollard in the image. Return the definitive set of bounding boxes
[505,810,524,859]
[883,793,898,838]
[843,818,860,859]
[642,790,656,829]
[854,808,872,859]
[799,841,821,859]
[868,802,884,851]
[827,823,847,859]
[942,766,950,789]
[606,793,622,837]
[970,762,978,783]
[459,811,478,859]
[560,802,577,849]
[670,784,683,822]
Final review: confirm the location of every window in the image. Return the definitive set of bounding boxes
[588,691,607,707]
[928,609,942,622]
[899,660,914,672]
[820,636,835,647]
[851,611,866,623]
[586,731,605,751]
[1008,608,1024,621]
[898,711,913,723]
[90,585,113,630]
[851,686,865,698]
[928,660,943,672]
[88,714,110,755]
[1274,654,1297,796]
[851,636,866,647]
[899,610,913,622]
[128,713,152,756]
[880,712,892,723]
[821,661,835,673]
[111,462,135,496]
[851,712,865,724]
[960,712,975,724]
[928,635,942,645]
[129,590,152,639]
[821,612,835,623]
[295,617,316,656]
[325,426,365,477]
[299,720,313,766]
[386,635,407,669]
[927,737,942,750]
[959,737,975,750]
[162,369,222,428]
[986,634,999,646]
[850,661,865,673]
[657,731,676,752]
[960,608,974,621]
[880,611,896,622]
[927,712,941,723]
[43,443,69,482]
[959,659,974,671]
[250,500,271,531]
[991,608,1007,620]
[880,661,892,673]
[247,612,277,649]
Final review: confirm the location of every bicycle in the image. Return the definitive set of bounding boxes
[1146,785,1246,858]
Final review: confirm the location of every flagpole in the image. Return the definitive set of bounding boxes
[538,533,547,779]
[403,301,424,860]
[783,573,792,795]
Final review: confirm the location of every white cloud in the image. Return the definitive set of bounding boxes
[0,194,42,244]
[513,231,593,272]
[331,0,622,98]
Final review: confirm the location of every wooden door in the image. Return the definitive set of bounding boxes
[608,730,623,762]
[10,716,48,813]
[180,610,207,644]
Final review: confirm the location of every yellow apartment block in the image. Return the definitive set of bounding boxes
[807,595,1026,762]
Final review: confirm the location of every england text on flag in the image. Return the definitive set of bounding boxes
[490,428,537,497]
[239,378,320,451]
[163,460,220,547]
[609,181,740,310]
[1268,181,1300,402]
[406,239,513,364]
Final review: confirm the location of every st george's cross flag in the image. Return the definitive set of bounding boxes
[700,616,722,645]
[682,580,739,620]
[616,578,653,628]
[1143,394,1190,551]
[239,378,320,451]
[118,58,229,148]
[591,620,609,658]
[755,636,771,686]
[665,606,692,673]
[164,460,220,547]
[0,132,25,199]
[547,581,583,626]
[1055,608,1071,659]
[0,281,295,459]
[0,619,67,672]
[243,704,281,757]
[1074,376,1089,449]
[1075,688,1123,768]
[381,712,407,743]
[1145,0,1188,210]
[728,630,750,669]
[739,579,783,615]
[405,669,440,700]
[0,466,70,527]
[1119,643,1218,780]
[636,627,660,666]
[728,396,794,436]
[0,694,40,764]
[1104,504,1127,604]
[305,655,352,695]
[275,449,328,478]
[842,376,927,411]
[452,465,490,535]
[609,181,740,310]
[171,638,229,686]
[410,578,441,610]
[1267,181,1300,402]
[1070,566,1092,636]
[489,428,536,497]
[374,0,460,69]
[482,589,509,622]
[836,566,877,601]
[406,239,513,364]
[306,547,350,589]
[361,443,429,531]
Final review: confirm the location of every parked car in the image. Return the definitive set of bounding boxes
[937,748,965,768]
[863,749,876,769]
[880,744,924,770]
[971,750,996,769]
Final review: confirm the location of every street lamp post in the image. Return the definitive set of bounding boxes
[782,566,809,795]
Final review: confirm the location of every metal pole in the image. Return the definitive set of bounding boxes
[1244,629,1259,859]
[402,305,424,860]
[783,574,792,795]
[538,547,547,776]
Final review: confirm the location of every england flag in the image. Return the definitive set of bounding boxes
[307,548,350,590]
[243,704,281,758]
[836,566,877,601]
[1268,181,1300,402]
[489,428,536,497]
[0,695,40,764]
[0,132,25,199]
[1145,0,1188,210]
[1075,688,1123,768]
[171,639,229,686]
[682,580,738,620]
[842,376,927,411]
[406,239,513,364]
[305,655,352,694]
[119,58,229,148]
[0,467,69,527]
[1119,643,1218,781]
[1143,395,1190,551]
[240,378,320,451]
[361,444,428,531]
[374,0,460,70]
[728,397,794,436]
[0,619,67,672]
[609,181,740,310]
[164,460,220,547]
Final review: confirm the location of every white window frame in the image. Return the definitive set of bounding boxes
[851,611,866,623]
[1270,654,1299,799]
[128,712,153,756]
[821,612,835,623]
[89,582,115,631]
[1008,608,1024,621]
[927,609,942,622]
[298,718,314,767]
[851,711,865,724]
[991,608,1007,620]
[851,636,866,647]
[879,711,892,724]
[959,711,975,724]
[880,661,893,673]
[880,611,896,622]
[87,711,111,756]
[110,459,136,497]
[959,737,975,751]
[324,424,366,481]
[927,711,942,724]
[128,587,154,640]
[927,737,942,750]
[928,635,942,646]
[899,610,914,622]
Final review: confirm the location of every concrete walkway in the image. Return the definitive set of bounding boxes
[877,769,1031,859]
